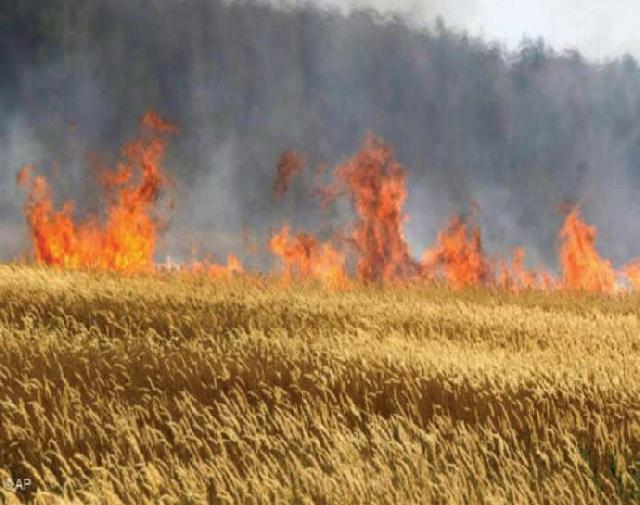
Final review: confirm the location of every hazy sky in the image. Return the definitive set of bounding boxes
[288,0,640,60]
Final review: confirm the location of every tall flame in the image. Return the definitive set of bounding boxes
[335,134,418,282]
[17,112,177,273]
[558,206,616,293]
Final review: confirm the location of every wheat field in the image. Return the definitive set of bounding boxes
[0,265,639,504]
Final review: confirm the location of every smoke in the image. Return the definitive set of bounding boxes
[3,0,640,271]
[0,113,44,259]
[266,0,475,24]
[163,137,246,263]
[284,0,640,61]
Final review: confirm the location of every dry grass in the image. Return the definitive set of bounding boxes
[1,265,640,504]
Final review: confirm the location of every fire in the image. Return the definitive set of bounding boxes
[624,261,640,290]
[16,166,83,268]
[496,247,538,292]
[558,206,616,293]
[335,134,419,282]
[18,112,177,273]
[15,115,640,295]
[269,225,347,287]
[188,254,245,278]
[421,216,491,289]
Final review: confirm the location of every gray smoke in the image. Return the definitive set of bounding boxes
[2,0,640,271]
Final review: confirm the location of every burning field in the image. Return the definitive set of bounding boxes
[2,113,640,504]
[12,112,640,292]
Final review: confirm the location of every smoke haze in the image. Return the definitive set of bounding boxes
[294,0,640,61]
[2,0,640,270]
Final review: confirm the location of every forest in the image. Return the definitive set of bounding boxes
[2,0,640,268]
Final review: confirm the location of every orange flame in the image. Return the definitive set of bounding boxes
[269,225,347,288]
[335,133,418,282]
[624,261,640,290]
[18,112,177,273]
[188,254,244,278]
[421,216,491,289]
[558,206,616,293]
[496,247,539,292]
